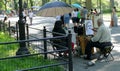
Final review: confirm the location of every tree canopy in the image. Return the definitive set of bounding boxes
[0,0,119,12]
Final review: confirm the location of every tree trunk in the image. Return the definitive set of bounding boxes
[13,0,18,14]
[42,0,46,5]
[110,0,114,8]
[5,3,7,11]
[69,0,71,4]
[30,0,33,7]
[85,0,92,10]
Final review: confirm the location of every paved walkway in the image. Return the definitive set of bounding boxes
[0,15,120,71]
[29,16,120,71]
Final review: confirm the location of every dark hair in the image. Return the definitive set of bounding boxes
[53,21,63,30]
[94,8,97,11]
[83,7,86,8]
[3,16,7,22]
[113,6,117,12]
[90,9,93,11]
[76,8,79,11]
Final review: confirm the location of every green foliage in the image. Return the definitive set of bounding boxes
[0,1,4,10]
[103,9,111,13]
[13,0,18,11]
[0,32,18,58]
[0,2,3,9]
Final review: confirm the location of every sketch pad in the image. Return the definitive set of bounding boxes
[85,20,94,35]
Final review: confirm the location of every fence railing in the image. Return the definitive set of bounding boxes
[0,23,73,71]
[0,20,17,36]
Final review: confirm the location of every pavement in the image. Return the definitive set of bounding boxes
[72,15,120,71]
[0,14,120,71]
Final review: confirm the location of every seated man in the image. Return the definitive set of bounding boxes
[84,18,112,60]
[52,20,67,57]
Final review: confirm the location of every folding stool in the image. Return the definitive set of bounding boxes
[99,45,114,61]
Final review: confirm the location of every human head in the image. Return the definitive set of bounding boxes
[83,7,86,9]
[74,9,76,11]
[90,9,93,11]
[4,16,8,21]
[113,6,117,12]
[97,18,103,27]
[94,8,97,11]
[54,20,63,29]
[76,8,79,11]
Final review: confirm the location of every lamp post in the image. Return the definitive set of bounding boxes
[16,0,30,55]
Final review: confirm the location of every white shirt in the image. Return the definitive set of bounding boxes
[72,11,78,17]
[29,12,34,18]
[22,11,26,17]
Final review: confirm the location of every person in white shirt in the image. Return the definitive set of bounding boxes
[71,9,78,26]
[84,18,112,60]
[111,6,118,27]
[28,10,34,25]
[22,9,27,22]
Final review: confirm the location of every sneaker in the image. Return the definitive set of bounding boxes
[87,61,95,66]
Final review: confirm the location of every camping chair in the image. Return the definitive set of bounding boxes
[50,39,60,58]
[50,39,75,58]
[98,45,114,61]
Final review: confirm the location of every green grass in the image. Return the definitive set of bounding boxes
[0,56,63,71]
[0,32,18,58]
[0,32,63,71]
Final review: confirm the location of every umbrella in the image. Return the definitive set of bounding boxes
[72,3,82,9]
[36,1,74,17]
[32,6,40,9]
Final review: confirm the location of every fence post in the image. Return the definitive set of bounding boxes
[43,26,47,59]
[0,20,2,31]
[67,30,73,71]
[16,22,19,40]
[3,21,5,32]
[26,24,29,47]
[8,21,11,36]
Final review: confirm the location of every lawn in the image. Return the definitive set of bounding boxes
[0,32,63,71]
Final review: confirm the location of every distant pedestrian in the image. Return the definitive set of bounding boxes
[111,6,118,27]
[93,8,98,14]
[71,9,78,26]
[3,16,8,23]
[22,9,27,22]
[52,20,66,57]
[81,7,88,24]
[28,10,34,25]
[63,13,71,29]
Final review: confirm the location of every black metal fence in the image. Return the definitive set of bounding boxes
[0,20,16,36]
[0,23,73,71]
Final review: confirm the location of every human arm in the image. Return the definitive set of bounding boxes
[91,27,103,42]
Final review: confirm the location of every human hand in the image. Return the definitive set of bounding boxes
[92,28,97,32]
[85,36,91,41]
